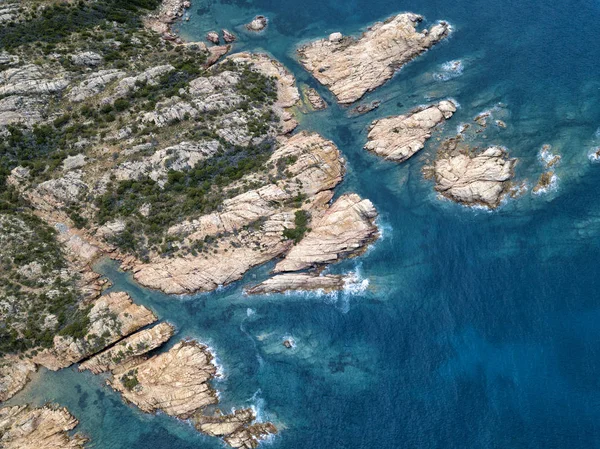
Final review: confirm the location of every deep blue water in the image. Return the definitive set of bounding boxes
[9,0,600,448]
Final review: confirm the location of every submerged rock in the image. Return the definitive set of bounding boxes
[0,405,87,448]
[350,100,381,116]
[302,86,327,110]
[298,13,451,104]
[365,100,456,162]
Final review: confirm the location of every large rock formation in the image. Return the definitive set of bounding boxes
[246,272,354,295]
[0,405,87,448]
[429,139,517,208]
[32,292,157,371]
[365,100,456,162]
[298,13,451,104]
[109,340,218,417]
[79,322,175,374]
[131,131,344,294]
[274,193,378,273]
[194,408,277,448]
[0,356,36,402]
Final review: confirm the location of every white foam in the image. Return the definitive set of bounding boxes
[433,59,464,81]
[588,147,600,162]
[532,173,559,196]
[246,307,256,317]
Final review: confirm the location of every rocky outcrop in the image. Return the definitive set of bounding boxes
[0,94,45,127]
[226,53,300,133]
[131,131,343,294]
[67,69,125,103]
[365,100,456,162]
[0,64,70,97]
[193,409,277,449]
[429,140,517,208]
[274,194,378,273]
[302,86,327,110]
[32,292,157,371]
[206,31,220,45]
[298,13,451,104]
[70,52,103,67]
[245,15,268,32]
[351,100,381,116]
[144,0,191,35]
[109,340,218,417]
[246,272,353,295]
[222,29,237,43]
[0,356,36,402]
[79,322,175,374]
[0,405,87,448]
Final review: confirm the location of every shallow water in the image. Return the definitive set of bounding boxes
[10,0,600,447]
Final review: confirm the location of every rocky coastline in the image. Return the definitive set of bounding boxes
[365,100,457,162]
[298,13,451,104]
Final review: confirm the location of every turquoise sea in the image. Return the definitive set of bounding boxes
[9,0,600,447]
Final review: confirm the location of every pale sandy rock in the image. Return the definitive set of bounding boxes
[80,322,175,374]
[32,292,157,371]
[0,405,87,449]
[144,0,190,35]
[245,15,268,32]
[432,145,516,208]
[132,132,344,294]
[37,170,88,206]
[68,69,125,102]
[194,408,277,449]
[245,272,352,295]
[0,95,45,127]
[0,64,70,96]
[222,29,237,43]
[70,51,103,67]
[365,100,456,162]
[109,65,175,101]
[109,340,218,418]
[113,140,219,185]
[206,45,231,67]
[302,86,327,110]
[298,13,451,103]
[274,193,378,272]
[62,154,87,171]
[0,356,36,402]
[143,98,198,127]
[206,31,220,45]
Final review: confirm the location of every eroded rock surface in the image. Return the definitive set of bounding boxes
[246,272,353,295]
[365,100,456,162]
[109,340,218,417]
[298,13,451,103]
[429,139,516,208]
[79,322,175,374]
[32,292,157,371]
[0,405,87,449]
[131,131,344,294]
[0,356,36,402]
[274,193,378,273]
[194,409,277,449]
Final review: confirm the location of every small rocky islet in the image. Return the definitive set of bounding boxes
[0,0,561,447]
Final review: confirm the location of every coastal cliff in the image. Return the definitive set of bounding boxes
[298,13,451,104]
